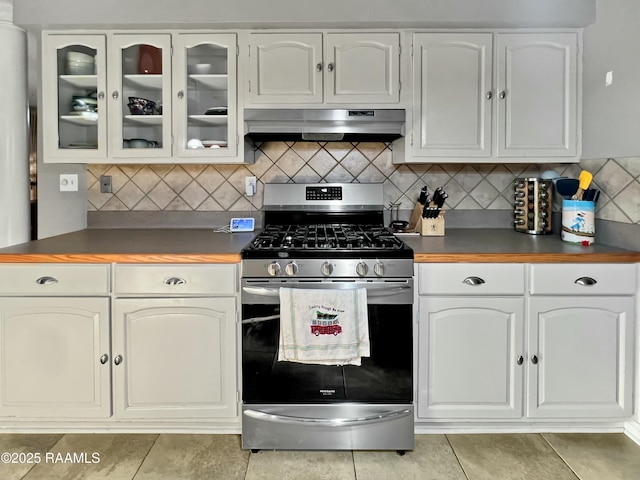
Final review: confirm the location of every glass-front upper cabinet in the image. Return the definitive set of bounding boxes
[42,34,107,162]
[173,33,238,159]
[108,34,172,159]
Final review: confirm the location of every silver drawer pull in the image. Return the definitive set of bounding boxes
[462,276,485,286]
[164,277,186,286]
[36,276,59,285]
[99,354,109,365]
[574,276,597,286]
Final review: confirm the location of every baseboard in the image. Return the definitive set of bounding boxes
[414,423,625,434]
[624,422,640,446]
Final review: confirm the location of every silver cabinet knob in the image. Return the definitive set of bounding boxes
[164,277,186,286]
[516,355,524,365]
[499,90,506,99]
[320,262,333,277]
[373,262,385,277]
[100,354,109,365]
[575,276,597,286]
[285,262,298,276]
[486,91,493,100]
[462,276,485,286]
[98,91,105,100]
[355,262,368,277]
[327,63,334,72]
[112,90,119,100]
[114,355,123,366]
[531,355,539,365]
[316,63,322,72]
[36,276,59,285]
[267,262,281,276]
[177,90,184,99]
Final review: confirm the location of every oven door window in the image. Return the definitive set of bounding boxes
[242,304,412,404]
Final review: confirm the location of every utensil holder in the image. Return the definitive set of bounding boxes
[420,210,445,236]
[561,199,595,245]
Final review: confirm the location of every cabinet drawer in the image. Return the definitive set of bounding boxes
[0,264,110,295]
[418,263,525,295]
[114,264,237,296]
[529,264,636,295]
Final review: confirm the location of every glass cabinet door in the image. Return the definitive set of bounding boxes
[173,34,237,159]
[42,34,107,162]
[108,34,172,159]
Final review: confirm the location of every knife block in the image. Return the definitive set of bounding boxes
[420,210,445,236]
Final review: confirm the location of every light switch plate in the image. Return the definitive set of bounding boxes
[59,174,78,192]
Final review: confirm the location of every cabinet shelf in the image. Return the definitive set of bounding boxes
[123,114,163,126]
[188,74,228,90]
[123,74,163,90]
[59,75,98,89]
[188,114,228,126]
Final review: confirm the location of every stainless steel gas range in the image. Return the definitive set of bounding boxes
[240,183,414,453]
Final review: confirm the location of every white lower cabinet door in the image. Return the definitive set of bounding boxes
[0,297,111,418]
[527,296,634,418]
[417,297,524,419]
[113,297,237,419]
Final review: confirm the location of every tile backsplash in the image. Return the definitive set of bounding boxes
[87,142,640,225]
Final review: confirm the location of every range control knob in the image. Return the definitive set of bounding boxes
[373,262,385,277]
[267,262,281,276]
[285,262,298,276]
[355,262,369,277]
[320,262,334,277]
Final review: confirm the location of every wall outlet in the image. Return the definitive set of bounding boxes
[245,176,257,196]
[100,175,112,193]
[59,174,78,192]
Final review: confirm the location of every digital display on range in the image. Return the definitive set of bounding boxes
[306,186,342,201]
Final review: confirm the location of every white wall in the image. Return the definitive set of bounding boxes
[14,0,595,29]
[582,0,640,159]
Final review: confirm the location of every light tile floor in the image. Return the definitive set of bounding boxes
[0,433,639,480]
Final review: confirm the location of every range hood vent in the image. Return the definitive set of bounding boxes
[244,108,405,142]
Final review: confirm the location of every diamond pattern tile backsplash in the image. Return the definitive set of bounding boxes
[87,142,640,225]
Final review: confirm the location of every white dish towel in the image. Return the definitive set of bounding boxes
[278,287,370,366]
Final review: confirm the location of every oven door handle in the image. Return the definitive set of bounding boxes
[243,408,412,427]
[242,285,411,298]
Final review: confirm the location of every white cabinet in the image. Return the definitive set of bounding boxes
[411,32,579,162]
[42,34,108,161]
[416,262,636,422]
[527,263,635,419]
[0,264,111,418]
[42,31,242,164]
[248,32,400,104]
[417,296,524,419]
[113,297,237,419]
[112,264,238,419]
[173,33,238,158]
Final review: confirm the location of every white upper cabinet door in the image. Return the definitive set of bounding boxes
[528,296,634,419]
[108,34,173,159]
[42,34,107,162]
[324,33,400,103]
[496,33,578,157]
[413,33,493,157]
[249,33,323,104]
[173,33,238,159]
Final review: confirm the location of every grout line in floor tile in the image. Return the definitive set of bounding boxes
[444,434,471,480]
[130,433,161,480]
[351,450,357,480]
[21,434,66,480]
[539,433,582,480]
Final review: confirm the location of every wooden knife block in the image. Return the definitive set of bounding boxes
[420,210,446,236]
[408,202,424,232]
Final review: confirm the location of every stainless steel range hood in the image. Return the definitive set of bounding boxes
[244,108,405,142]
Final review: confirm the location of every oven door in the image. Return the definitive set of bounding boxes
[241,279,413,405]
